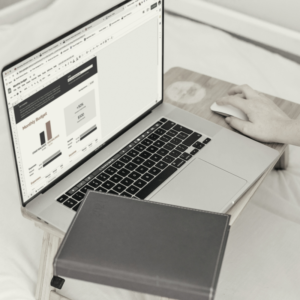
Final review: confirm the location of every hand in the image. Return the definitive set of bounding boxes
[216,84,296,144]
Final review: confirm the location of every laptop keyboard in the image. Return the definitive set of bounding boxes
[56,118,212,212]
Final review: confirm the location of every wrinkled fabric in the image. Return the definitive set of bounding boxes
[1,1,300,299]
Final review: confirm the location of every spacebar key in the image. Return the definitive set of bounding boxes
[136,166,177,199]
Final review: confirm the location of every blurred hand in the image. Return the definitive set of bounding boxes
[216,84,293,144]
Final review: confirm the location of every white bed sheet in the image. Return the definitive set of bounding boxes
[164,13,300,104]
[1,1,300,299]
[0,0,55,25]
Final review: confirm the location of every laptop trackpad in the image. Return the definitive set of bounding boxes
[150,159,247,212]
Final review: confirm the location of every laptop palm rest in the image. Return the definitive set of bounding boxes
[149,159,247,213]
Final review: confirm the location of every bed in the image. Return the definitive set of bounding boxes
[1,1,300,299]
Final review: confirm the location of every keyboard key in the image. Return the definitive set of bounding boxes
[135,165,149,174]
[160,135,172,143]
[156,161,168,170]
[141,173,154,182]
[164,143,176,151]
[161,120,175,131]
[120,178,134,186]
[148,133,159,141]
[119,155,132,163]
[128,171,141,180]
[153,140,165,148]
[143,159,156,168]
[96,186,108,193]
[203,138,211,144]
[125,162,138,171]
[169,149,181,158]
[171,158,186,168]
[113,184,126,193]
[72,191,85,201]
[57,194,68,203]
[76,180,86,189]
[156,148,169,156]
[176,144,188,152]
[83,175,94,182]
[72,203,81,212]
[112,161,125,169]
[104,167,117,176]
[110,174,123,183]
[136,166,177,199]
[66,186,79,196]
[91,168,102,177]
[146,145,158,153]
[150,153,162,162]
[193,141,205,150]
[170,137,181,145]
[127,149,139,158]
[141,138,153,146]
[160,118,167,123]
[134,144,146,152]
[80,185,94,194]
[190,149,199,155]
[176,132,188,140]
[126,185,140,195]
[134,179,147,188]
[89,179,101,189]
[162,155,175,164]
[128,142,136,148]
[97,173,110,182]
[108,190,118,195]
[117,168,130,177]
[172,125,193,135]
[182,132,202,147]
[121,192,132,198]
[63,199,77,208]
[138,132,149,140]
[180,152,192,161]
[152,122,162,130]
[166,129,177,137]
[140,151,152,159]
[132,157,145,165]
[148,167,161,176]
[102,180,115,190]
[154,128,166,136]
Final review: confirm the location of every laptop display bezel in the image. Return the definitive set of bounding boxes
[1,0,164,207]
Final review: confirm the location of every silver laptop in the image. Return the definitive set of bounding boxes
[2,0,278,233]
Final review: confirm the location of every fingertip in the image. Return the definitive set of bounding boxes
[225,117,231,123]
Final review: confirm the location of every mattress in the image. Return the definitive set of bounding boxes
[1,1,300,299]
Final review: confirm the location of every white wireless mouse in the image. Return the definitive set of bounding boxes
[210,102,249,121]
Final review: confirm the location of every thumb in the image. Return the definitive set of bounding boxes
[225,117,249,135]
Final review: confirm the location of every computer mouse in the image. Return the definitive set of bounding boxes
[210,102,249,121]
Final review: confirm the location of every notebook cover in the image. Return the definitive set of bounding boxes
[54,191,230,300]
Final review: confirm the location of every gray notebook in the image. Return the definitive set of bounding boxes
[54,191,230,300]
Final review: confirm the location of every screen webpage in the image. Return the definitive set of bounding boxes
[2,0,163,203]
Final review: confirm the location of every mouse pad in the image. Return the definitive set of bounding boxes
[150,159,247,212]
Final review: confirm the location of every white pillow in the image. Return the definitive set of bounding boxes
[0,0,55,25]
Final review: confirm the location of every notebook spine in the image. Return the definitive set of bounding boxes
[55,259,213,300]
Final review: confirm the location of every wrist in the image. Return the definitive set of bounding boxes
[280,119,300,146]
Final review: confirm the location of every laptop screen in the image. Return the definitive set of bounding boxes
[2,0,163,204]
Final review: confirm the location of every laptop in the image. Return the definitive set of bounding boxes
[2,0,278,233]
